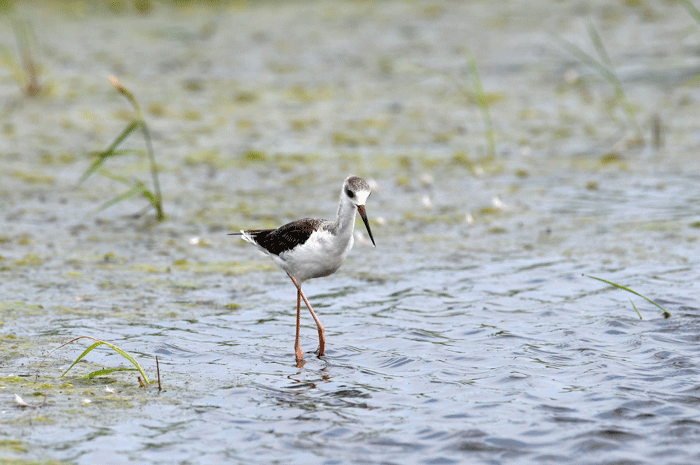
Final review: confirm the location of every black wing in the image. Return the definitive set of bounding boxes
[241,218,325,255]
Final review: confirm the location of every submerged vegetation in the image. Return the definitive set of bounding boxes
[0,16,41,96]
[466,52,496,160]
[78,77,164,221]
[413,53,500,164]
[38,336,153,385]
[554,21,643,144]
[587,275,671,319]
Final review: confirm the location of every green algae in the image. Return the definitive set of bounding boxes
[183,149,223,168]
[0,455,69,465]
[172,260,274,275]
[242,150,267,162]
[0,440,28,453]
[11,171,55,185]
[0,376,26,385]
[14,254,43,266]
[0,302,44,315]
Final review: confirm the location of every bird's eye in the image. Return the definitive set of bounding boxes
[345,189,354,198]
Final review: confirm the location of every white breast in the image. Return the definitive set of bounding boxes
[277,228,354,282]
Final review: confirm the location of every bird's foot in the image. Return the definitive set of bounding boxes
[295,345,304,365]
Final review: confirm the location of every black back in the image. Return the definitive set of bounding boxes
[245,218,325,256]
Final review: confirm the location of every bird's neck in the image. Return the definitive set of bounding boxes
[335,198,357,237]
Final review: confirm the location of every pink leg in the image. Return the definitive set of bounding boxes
[295,288,303,363]
[287,273,326,356]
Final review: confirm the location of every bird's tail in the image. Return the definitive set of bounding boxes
[228,230,258,246]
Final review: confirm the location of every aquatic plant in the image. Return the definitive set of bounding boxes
[680,0,700,25]
[554,21,643,143]
[79,76,164,221]
[586,275,671,319]
[466,52,496,160]
[0,16,41,96]
[412,53,498,161]
[38,336,151,385]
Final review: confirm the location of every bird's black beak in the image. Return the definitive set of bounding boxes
[357,205,376,247]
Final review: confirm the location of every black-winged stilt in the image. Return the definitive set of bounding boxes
[230,176,376,364]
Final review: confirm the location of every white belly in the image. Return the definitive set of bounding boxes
[274,229,354,282]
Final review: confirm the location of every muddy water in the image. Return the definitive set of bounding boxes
[2,1,700,464]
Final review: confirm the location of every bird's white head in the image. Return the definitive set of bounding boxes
[341,176,375,247]
[342,176,371,207]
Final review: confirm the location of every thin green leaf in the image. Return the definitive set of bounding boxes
[629,298,642,320]
[552,33,611,81]
[139,121,164,220]
[55,336,150,383]
[61,341,104,377]
[103,120,142,154]
[37,336,150,385]
[78,121,142,186]
[80,77,164,221]
[99,170,138,186]
[586,25,642,139]
[467,52,495,159]
[77,156,108,186]
[98,341,150,383]
[87,149,141,159]
[85,367,138,379]
[140,188,156,203]
[680,0,700,25]
[0,44,25,84]
[406,62,493,156]
[552,27,642,140]
[89,184,143,216]
[586,21,613,69]
[586,275,671,318]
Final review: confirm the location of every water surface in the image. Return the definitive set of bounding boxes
[2,1,700,464]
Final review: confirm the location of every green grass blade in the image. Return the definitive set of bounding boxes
[586,21,613,69]
[0,44,26,85]
[139,187,159,210]
[99,170,138,185]
[586,23,641,138]
[78,148,140,187]
[102,120,142,155]
[629,298,642,320]
[467,52,495,160]
[85,368,138,379]
[58,337,150,383]
[61,341,104,377]
[139,120,164,221]
[98,341,150,383]
[552,33,611,83]
[78,121,141,185]
[552,28,642,141]
[586,275,671,318]
[680,0,700,25]
[37,336,150,385]
[89,184,143,216]
[82,77,164,221]
[87,149,141,159]
[77,156,108,186]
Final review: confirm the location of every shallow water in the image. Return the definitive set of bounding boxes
[2,1,700,464]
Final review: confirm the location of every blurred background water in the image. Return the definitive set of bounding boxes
[2,1,700,464]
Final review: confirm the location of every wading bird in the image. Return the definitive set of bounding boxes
[230,176,376,364]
